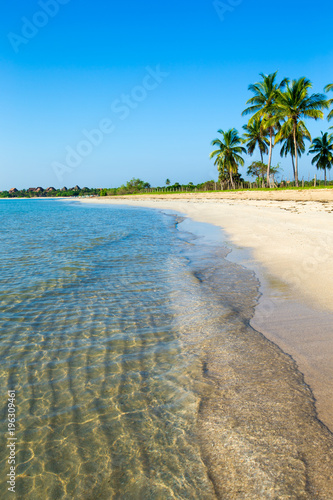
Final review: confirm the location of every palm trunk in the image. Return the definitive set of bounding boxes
[293,123,299,187]
[291,154,296,180]
[229,169,235,190]
[325,168,327,185]
[267,128,273,188]
[260,150,265,186]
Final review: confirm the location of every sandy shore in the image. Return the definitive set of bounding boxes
[83,187,333,202]
[79,191,333,432]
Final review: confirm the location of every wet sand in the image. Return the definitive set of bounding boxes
[79,191,333,433]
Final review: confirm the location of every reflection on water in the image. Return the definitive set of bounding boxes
[0,200,333,500]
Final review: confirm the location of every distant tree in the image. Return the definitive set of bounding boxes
[308,132,333,185]
[125,178,150,192]
[247,161,267,185]
[210,129,246,189]
[247,161,281,186]
[165,178,170,185]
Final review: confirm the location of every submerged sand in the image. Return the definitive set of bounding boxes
[76,191,333,498]
[79,190,333,435]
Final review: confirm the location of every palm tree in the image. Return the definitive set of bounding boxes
[212,156,229,184]
[242,71,288,186]
[324,83,333,121]
[210,129,246,189]
[308,132,333,185]
[243,117,269,186]
[242,117,269,162]
[278,120,310,180]
[270,78,328,186]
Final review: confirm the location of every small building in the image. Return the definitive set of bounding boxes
[9,188,18,194]
[46,187,56,192]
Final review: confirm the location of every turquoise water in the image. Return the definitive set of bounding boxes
[1,199,333,500]
[0,200,217,499]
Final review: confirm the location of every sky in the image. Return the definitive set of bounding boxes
[0,0,333,190]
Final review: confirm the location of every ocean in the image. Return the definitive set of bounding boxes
[0,199,333,499]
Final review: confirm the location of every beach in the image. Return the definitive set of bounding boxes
[1,196,333,498]
[80,190,333,433]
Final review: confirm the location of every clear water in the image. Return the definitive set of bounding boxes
[0,199,333,500]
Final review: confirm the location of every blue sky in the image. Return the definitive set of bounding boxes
[1,0,333,189]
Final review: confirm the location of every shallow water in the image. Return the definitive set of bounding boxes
[0,200,333,499]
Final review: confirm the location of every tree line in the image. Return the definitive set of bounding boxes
[0,186,101,198]
[210,72,333,188]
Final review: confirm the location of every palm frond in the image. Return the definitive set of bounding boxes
[209,128,246,180]
[324,83,333,93]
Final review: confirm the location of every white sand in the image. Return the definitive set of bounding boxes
[79,193,333,431]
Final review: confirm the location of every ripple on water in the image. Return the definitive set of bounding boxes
[0,201,216,499]
[0,200,333,500]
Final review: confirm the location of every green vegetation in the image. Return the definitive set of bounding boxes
[210,129,246,189]
[309,132,333,185]
[242,117,269,164]
[98,175,333,195]
[270,77,328,187]
[324,83,333,121]
[246,162,281,188]
[242,71,287,186]
[98,179,233,196]
[3,74,333,197]
[0,186,101,198]
[279,120,310,181]
[211,72,333,189]
[2,176,333,199]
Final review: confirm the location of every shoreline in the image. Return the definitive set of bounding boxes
[78,193,333,433]
[2,186,333,202]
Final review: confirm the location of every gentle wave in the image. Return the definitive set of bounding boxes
[1,200,333,499]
